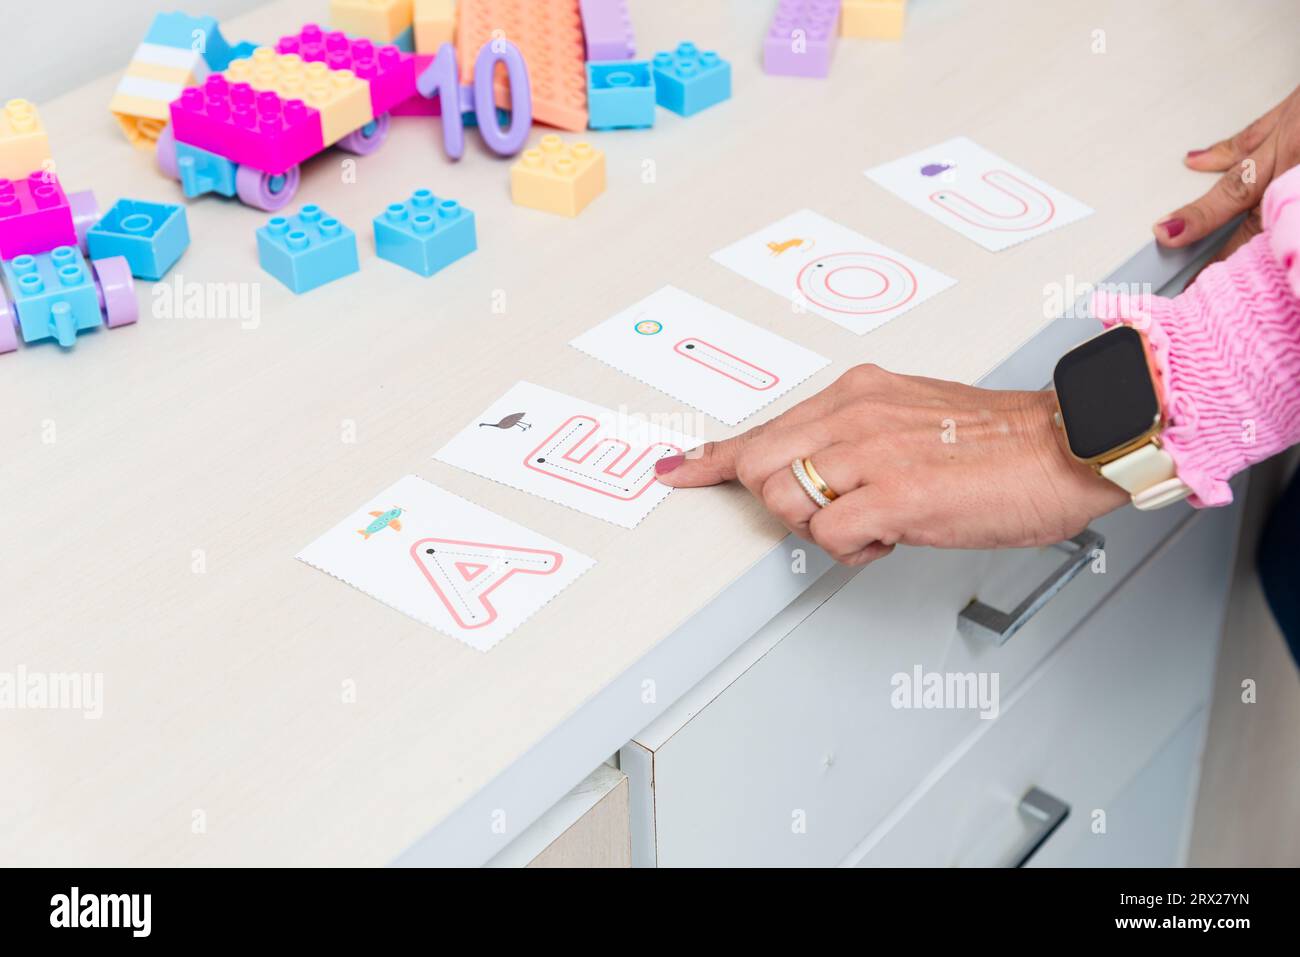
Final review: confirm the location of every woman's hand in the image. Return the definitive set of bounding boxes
[655,364,1128,566]
[1155,83,1300,258]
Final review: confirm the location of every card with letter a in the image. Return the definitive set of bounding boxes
[710,209,955,334]
[864,137,1093,251]
[296,475,593,651]
[571,286,830,425]
[434,381,701,528]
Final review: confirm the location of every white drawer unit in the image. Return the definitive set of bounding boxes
[622,491,1241,867]
[847,498,1239,867]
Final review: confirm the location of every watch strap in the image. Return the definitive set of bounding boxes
[1099,442,1191,510]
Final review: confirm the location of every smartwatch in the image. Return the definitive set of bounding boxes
[1051,324,1191,510]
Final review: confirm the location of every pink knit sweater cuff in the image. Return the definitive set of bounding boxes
[1091,166,1300,507]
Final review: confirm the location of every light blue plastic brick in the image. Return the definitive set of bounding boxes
[87,198,190,281]
[256,205,359,294]
[373,189,476,278]
[587,60,655,130]
[652,42,731,116]
[143,12,245,72]
[393,25,415,52]
[175,142,238,199]
[2,246,102,346]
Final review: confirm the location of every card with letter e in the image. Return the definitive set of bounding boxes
[434,381,701,528]
[570,285,830,426]
[710,208,956,334]
[864,136,1094,251]
[296,475,594,651]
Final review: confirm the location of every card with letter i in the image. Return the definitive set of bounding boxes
[296,475,594,651]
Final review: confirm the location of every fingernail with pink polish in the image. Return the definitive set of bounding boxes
[1158,218,1185,239]
[1186,149,1208,158]
[655,454,684,475]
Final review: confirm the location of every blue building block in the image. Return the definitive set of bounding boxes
[373,189,476,278]
[393,25,415,52]
[87,199,190,281]
[2,246,102,346]
[587,60,656,130]
[144,12,250,72]
[175,142,238,199]
[652,42,731,117]
[256,205,359,293]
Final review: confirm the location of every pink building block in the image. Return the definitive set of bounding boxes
[0,172,77,259]
[764,0,841,77]
[276,24,417,119]
[169,76,325,175]
[391,54,442,115]
[579,0,635,60]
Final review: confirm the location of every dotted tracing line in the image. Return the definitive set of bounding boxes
[686,343,773,384]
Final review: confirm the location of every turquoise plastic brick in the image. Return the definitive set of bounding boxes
[652,42,731,116]
[587,60,655,130]
[373,189,476,278]
[143,12,248,72]
[174,142,237,199]
[393,25,415,52]
[2,246,101,346]
[256,205,359,293]
[87,199,190,281]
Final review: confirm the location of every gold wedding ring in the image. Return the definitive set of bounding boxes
[792,457,839,509]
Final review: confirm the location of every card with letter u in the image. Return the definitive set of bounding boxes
[296,475,594,651]
[710,208,956,334]
[865,137,1094,251]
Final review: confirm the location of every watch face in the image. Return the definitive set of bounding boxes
[1053,325,1161,460]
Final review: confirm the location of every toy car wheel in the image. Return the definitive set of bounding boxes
[235,164,300,211]
[0,293,18,354]
[93,256,139,328]
[156,123,179,180]
[336,114,391,156]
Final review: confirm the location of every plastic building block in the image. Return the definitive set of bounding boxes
[765,1,840,77]
[374,188,476,276]
[0,100,53,181]
[170,75,325,176]
[652,43,731,116]
[414,0,456,55]
[842,0,905,39]
[458,0,588,132]
[331,0,413,43]
[393,25,415,51]
[586,61,654,130]
[226,47,372,147]
[579,0,634,60]
[87,199,191,281]
[509,134,604,217]
[256,205,359,293]
[143,12,249,71]
[173,140,239,198]
[276,24,418,118]
[0,172,77,260]
[0,246,135,347]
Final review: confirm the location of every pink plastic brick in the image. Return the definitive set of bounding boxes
[170,76,324,175]
[0,172,77,259]
[764,0,840,77]
[391,54,442,115]
[579,0,634,60]
[276,23,417,119]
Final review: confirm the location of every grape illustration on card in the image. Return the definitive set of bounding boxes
[296,475,594,652]
[434,381,701,528]
[710,209,956,334]
[865,136,1094,251]
[570,286,830,425]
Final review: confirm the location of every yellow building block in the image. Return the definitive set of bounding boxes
[842,0,905,39]
[109,43,209,148]
[0,99,53,180]
[331,0,413,43]
[414,0,456,54]
[226,48,374,147]
[510,134,605,217]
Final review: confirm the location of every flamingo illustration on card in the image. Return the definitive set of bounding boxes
[571,286,830,425]
[711,210,956,335]
[865,137,1093,251]
[434,382,701,528]
[296,475,593,651]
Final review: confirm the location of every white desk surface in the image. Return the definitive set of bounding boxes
[3,0,1296,866]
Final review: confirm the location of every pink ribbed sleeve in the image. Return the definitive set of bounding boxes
[1093,165,1300,507]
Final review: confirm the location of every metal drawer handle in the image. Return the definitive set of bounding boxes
[957,528,1104,646]
[1004,786,1071,868]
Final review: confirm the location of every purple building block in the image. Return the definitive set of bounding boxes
[579,0,634,61]
[276,24,417,118]
[764,0,840,77]
[0,172,77,260]
[169,76,325,176]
